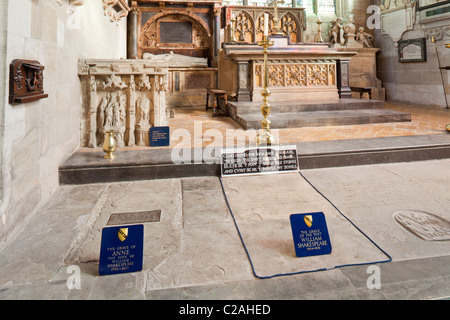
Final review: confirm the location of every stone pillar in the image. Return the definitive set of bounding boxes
[128,75,136,146]
[236,60,251,101]
[336,59,352,98]
[127,7,138,59]
[88,75,98,148]
[213,5,221,86]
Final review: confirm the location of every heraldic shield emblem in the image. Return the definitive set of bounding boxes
[290,212,332,258]
[304,215,313,228]
[118,228,128,242]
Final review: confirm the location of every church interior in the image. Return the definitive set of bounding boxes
[0,0,450,300]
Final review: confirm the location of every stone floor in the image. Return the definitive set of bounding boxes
[2,158,450,301]
[166,101,450,147]
[76,101,450,153]
[2,101,450,303]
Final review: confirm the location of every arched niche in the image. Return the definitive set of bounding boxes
[138,12,212,62]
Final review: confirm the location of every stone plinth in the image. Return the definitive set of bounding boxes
[338,47,385,101]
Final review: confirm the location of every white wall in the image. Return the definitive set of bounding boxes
[0,0,127,245]
[375,8,450,108]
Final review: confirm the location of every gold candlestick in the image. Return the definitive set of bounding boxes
[256,35,276,146]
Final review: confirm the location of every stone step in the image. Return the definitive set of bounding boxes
[59,134,450,184]
[233,108,412,130]
[228,98,385,115]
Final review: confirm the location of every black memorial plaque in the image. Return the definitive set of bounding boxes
[221,146,298,177]
[160,22,192,44]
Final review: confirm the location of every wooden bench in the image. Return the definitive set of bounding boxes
[350,87,375,99]
[206,88,228,116]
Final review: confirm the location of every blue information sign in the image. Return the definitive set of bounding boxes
[290,212,332,258]
[98,224,144,276]
[150,126,170,147]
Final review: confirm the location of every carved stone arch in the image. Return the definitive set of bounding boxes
[255,11,274,41]
[138,11,212,60]
[234,10,255,42]
[280,12,301,42]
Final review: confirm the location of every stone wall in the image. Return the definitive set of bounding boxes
[0,0,127,246]
[375,2,450,108]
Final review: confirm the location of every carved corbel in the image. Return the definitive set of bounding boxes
[102,0,130,25]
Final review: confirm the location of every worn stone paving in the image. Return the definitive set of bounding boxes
[1,158,450,299]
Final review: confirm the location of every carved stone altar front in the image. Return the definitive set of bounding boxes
[79,59,168,148]
[219,39,356,102]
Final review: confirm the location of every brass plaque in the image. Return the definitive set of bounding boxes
[107,210,161,226]
[393,210,450,241]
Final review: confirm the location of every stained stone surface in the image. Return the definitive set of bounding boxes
[2,160,450,299]
[220,173,389,278]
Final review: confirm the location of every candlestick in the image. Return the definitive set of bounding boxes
[256,35,276,146]
[315,18,324,43]
[264,13,268,36]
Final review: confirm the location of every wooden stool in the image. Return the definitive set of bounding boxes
[206,88,228,116]
[350,87,374,99]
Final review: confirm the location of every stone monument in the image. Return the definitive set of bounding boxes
[78,59,169,148]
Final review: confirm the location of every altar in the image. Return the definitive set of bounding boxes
[218,38,356,102]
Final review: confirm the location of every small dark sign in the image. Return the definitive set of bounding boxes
[98,224,144,276]
[220,146,298,177]
[290,212,332,258]
[150,126,170,147]
[160,21,192,44]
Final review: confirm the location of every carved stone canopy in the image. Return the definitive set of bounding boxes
[103,0,131,24]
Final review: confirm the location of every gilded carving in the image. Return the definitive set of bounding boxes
[280,13,298,42]
[254,61,336,89]
[226,6,305,43]
[307,64,328,86]
[235,11,254,42]
[285,64,306,86]
[268,64,284,87]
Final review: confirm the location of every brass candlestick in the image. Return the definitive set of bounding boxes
[315,18,324,43]
[103,130,117,159]
[256,35,276,146]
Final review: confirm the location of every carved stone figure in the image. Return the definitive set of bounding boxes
[104,95,116,128]
[342,13,362,47]
[329,17,344,46]
[142,51,208,68]
[343,13,356,36]
[136,95,151,126]
[356,27,373,48]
